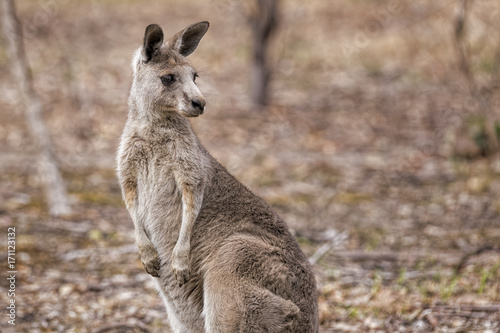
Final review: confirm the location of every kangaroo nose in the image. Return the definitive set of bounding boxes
[191,98,205,113]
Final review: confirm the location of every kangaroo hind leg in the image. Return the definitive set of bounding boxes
[203,234,300,332]
[241,285,300,333]
[203,279,299,333]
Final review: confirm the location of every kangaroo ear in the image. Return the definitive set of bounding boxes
[171,21,209,57]
[142,24,164,62]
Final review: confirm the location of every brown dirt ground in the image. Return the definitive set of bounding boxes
[1,0,499,332]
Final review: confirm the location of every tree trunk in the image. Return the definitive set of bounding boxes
[249,0,279,107]
[1,0,72,216]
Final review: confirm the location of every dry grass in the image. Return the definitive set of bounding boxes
[1,0,500,332]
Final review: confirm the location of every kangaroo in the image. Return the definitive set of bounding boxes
[117,21,319,333]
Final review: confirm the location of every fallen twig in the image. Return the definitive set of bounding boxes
[61,244,136,261]
[455,245,496,274]
[37,220,94,234]
[93,322,150,333]
[309,230,348,265]
[432,304,500,313]
[332,251,399,262]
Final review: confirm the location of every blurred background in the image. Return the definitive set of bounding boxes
[1,0,500,332]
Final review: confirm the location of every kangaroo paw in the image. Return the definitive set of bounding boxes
[172,247,190,286]
[139,245,161,277]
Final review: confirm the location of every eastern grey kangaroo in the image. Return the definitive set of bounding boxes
[117,21,319,333]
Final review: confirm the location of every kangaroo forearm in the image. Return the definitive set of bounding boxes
[175,208,197,250]
[170,182,204,284]
[176,183,203,245]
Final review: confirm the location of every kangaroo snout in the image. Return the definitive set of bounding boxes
[191,98,205,114]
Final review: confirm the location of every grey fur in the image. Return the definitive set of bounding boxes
[117,21,319,333]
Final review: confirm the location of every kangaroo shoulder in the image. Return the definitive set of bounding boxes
[120,132,149,159]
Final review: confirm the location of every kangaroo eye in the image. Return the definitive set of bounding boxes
[161,74,175,86]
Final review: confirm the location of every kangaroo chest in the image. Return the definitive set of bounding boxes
[134,139,184,246]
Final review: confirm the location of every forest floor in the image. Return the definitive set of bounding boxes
[0,0,500,332]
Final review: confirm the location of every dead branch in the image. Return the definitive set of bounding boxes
[429,304,500,321]
[1,0,72,216]
[454,245,495,274]
[309,230,348,265]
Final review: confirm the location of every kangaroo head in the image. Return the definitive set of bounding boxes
[130,21,209,118]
